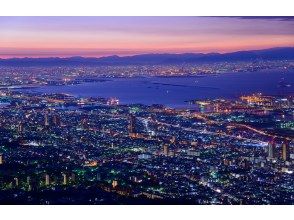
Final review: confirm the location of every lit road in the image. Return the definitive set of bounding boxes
[137,116,265,144]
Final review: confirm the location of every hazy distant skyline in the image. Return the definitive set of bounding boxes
[0,16,293,58]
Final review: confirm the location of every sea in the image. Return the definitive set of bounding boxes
[22,70,294,109]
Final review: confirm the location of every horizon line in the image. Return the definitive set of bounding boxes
[0,46,293,60]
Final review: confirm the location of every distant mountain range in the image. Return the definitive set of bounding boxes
[0,47,293,66]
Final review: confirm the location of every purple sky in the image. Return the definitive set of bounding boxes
[0,16,293,58]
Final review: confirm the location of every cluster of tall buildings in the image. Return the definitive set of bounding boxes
[267,140,291,161]
[45,113,62,127]
[128,114,137,137]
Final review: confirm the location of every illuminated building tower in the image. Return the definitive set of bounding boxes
[27,176,30,184]
[18,123,23,133]
[268,140,276,159]
[53,115,61,126]
[71,173,76,183]
[81,118,88,129]
[191,141,197,150]
[0,154,3,164]
[215,104,219,113]
[27,177,32,191]
[62,173,67,185]
[45,174,50,186]
[44,114,49,126]
[112,180,118,188]
[163,144,169,156]
[53,115,57,125]
[282,141,290,161]
[128,114,136,137]
[170,136,176,144]
[14,177,19,187]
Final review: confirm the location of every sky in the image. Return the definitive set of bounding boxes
[0,16,293,58]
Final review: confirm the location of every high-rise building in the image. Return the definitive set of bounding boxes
[81,118,88,129]
[128,114,136,136]
[71,173,76,183]
[18,123,23,133]
[44,114,49,126]
[170,136,176,144]
[53,115,61,126]
[45,174,50,186]
[14,177,19,187]
[62,173,67,185]
[191,141,198,150]
[282,141,290,161]
[112,180,118,188]
[27,176,32,191]
[163,144,169,156]
[0,154,3,164]
[268,140,276,159]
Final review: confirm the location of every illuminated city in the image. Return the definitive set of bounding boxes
[0,16,293,205]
